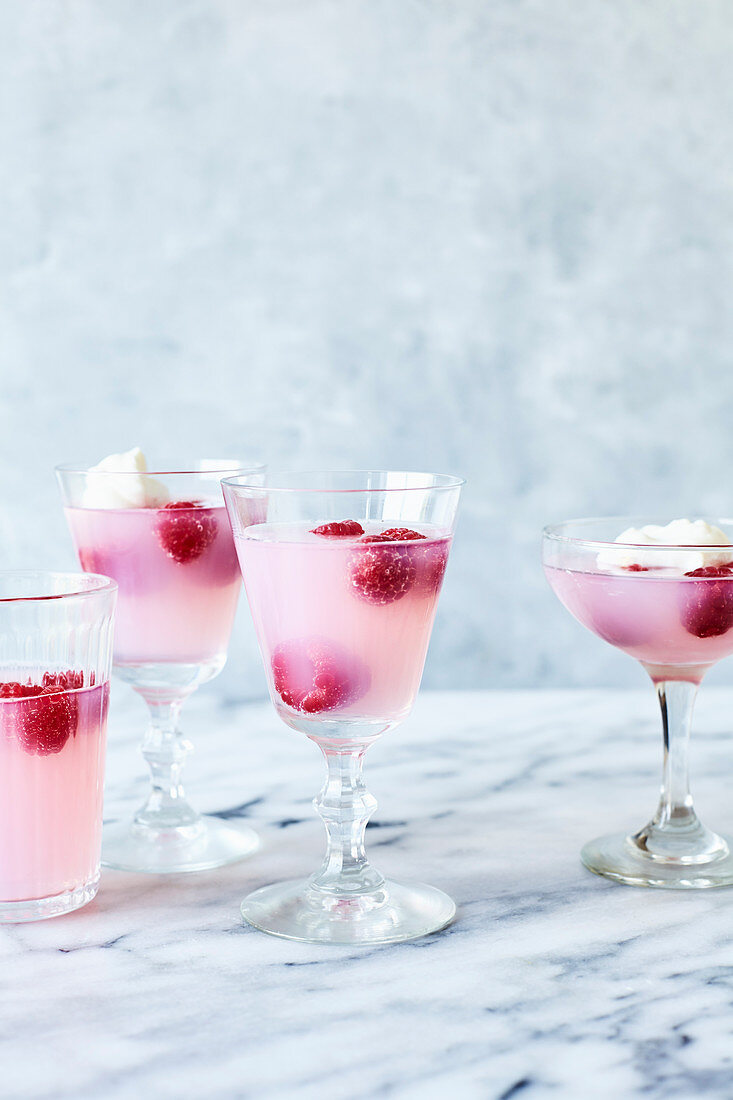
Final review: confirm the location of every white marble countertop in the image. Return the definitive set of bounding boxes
[5,686,733,1099]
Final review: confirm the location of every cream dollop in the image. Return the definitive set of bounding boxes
[597,519,733,573]
[82,447,170,509]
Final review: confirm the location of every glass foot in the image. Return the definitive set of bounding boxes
[0,875,99,923]
[102,816,259,873]
[241,878,456,944]
[582,832,733,888]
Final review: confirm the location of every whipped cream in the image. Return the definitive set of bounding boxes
[597,519,733,573]
[82,448,170,509]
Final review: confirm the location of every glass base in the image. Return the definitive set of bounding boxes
[241,878,456,944]
[0,875,99,923]
[582,832,733,888]
[102,816,259,873]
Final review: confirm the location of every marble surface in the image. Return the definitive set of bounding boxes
[4,686,733,1098]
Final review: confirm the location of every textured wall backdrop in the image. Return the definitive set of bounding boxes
[1,1,733,696]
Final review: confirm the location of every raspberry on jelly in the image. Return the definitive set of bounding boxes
[680,564,733,639]
[348,542,416,605]
[311,521,365,538]
[378,528,427,541]
[0,682,42,699]
[155,500,217,564]
[42,670,84,691]
[361,528,427,545]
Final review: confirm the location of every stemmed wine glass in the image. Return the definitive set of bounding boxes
[543,517,733,887]
[57,459,264,873]
[223,470,463,943]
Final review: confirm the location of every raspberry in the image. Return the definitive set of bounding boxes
[311,521,365,538]
[271,638,369,714]
[680,564,733,639]
[0,682,42,699]
[16,692,79,755]
[345,523,424,602]
[155,500,217,564]
[357,529,448,599]
[375,528,427,542]
[42,670,84,691]
[624,564,649,572]
[360,529,427,546]
[417,542,450,595]
[349,544,416,605]
[0,671,86,755]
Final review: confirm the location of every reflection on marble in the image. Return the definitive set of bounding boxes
[4,687,733,1098]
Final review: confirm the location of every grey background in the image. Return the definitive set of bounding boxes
[2,1,733,695]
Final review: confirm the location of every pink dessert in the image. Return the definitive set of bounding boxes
[545,563,733,676]
[236,521,451,726]
[65,502,241,666]
[0,673,109,902]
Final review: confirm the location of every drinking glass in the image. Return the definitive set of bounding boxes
[0,571,116,921]
[57,461,263,873]
[223,470,463,943]
[543,517,733,887]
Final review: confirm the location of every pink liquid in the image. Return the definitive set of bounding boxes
[545,565,733,674]
[0,682,109,902]
[237,522,451,726]
[65,505,241,665]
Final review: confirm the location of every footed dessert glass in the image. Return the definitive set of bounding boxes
[57,461,263,873]
[0,571,116,921]
[544,517,733,888]
[224,470,463,944]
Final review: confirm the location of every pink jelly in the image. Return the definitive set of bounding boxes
[65,504,241,666]
[237,521,451,725]
[545,564,733,676]
[0,680,109,902]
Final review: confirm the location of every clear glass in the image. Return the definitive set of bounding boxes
[57,460,264,873]
[0,571,116,921]
[543,516,733,887]
[224,470,464,943]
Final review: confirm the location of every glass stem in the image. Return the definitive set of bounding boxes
[633,678,723,860]
[310,744,385,896]
[134,694,200,832]
[654,679,697,829]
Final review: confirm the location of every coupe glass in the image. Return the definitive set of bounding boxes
[223,470,463,944]
[544,517,733,887]
[0,571,116,921]
[57,461,264,874]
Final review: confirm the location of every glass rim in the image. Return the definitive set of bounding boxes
[0,570,117,604]
[543,515,733,551]
[55,460,266,477]
[221,470,466,494]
